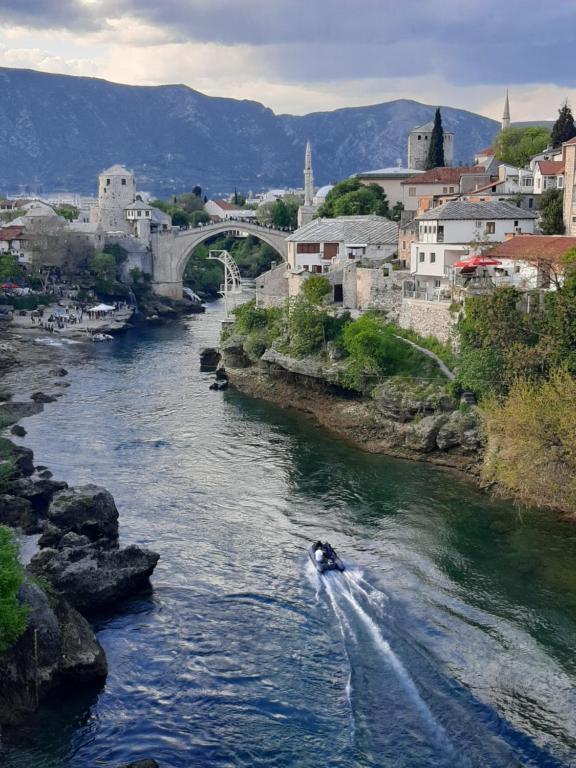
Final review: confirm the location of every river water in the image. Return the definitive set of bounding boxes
[3,302,576,768]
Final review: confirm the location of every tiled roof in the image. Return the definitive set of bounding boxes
[487,235,576,260]
[288,215,398,245]
[213,199,241,210]
[475,146,495,156]
[417,200,538,221]
[125,200,153,210]
[0,226,24,240]
[467,180,503,194]
[401,166,481,185]
[536,160,565,175]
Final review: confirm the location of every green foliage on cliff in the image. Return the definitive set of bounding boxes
[483,369,576,513]
[342,313,448,390]
[0,526,28,653]
[495,126,550,167]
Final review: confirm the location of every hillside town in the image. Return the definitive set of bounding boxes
[2,91,575,349]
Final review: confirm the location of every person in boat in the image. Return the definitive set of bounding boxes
[323,542,335,561]
[314,542,325,564]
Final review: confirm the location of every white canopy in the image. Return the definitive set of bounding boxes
[88,303,115,312]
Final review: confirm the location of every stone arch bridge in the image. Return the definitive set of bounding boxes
[150,221,289,298]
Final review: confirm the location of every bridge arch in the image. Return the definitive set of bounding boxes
[151,221,289,299]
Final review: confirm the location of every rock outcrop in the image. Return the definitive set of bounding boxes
[223,351,485,470]
[0,580,107,727]
[29,544,160,612]
[38,485,119,549]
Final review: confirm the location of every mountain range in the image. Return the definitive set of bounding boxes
[0,67,500,197]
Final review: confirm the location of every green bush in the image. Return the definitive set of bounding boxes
[0,526,28,653]
[233,299,282,336]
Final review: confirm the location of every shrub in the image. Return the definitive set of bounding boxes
[233,299,282,336]
[301,275,331,306]
[483,369,576,513]
[0,526,28,653]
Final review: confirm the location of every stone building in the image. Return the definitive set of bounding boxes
[94,164,136,234]
[408,122,454,171]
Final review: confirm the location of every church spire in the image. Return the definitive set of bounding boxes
[304,140,314,206]
[502,89,510,131]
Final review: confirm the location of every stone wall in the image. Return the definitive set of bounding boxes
[399,297,457,344]
[256,263,289,308]
[355,266,407,320]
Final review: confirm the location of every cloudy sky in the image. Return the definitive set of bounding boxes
[0,0,574,120]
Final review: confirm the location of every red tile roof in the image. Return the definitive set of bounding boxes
[487,235,576,260]
[0,226,24,241]
[536,160,564,175]
[213,199,240,210]
[475,146,495,156]
[401,166,483,185]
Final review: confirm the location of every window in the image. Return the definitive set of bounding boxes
[430,253,436,263]
[121,179,126,186]
[402,241,406,249]
[514,220,518,227]
[409,187,416,196]
[442,187,448,194]
[514,266,521,273]
[528,198,533,209]
[449,186,455,193]
[106,178,110,186]
[417,135,421,140]
[485,222,496,234]
[297,243,319,253]
[434,280,441,288]
[419,252,425,263]
[137,210,142,217]
[146,211,150,217]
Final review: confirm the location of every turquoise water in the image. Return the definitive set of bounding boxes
[3,302,576,767]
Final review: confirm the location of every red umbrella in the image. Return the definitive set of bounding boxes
[453,255,502,268]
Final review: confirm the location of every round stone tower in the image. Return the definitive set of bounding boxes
[97,164,135,233]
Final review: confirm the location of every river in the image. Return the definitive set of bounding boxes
[3,302,576,768]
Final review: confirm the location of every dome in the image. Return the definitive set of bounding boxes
[313,184,333,204]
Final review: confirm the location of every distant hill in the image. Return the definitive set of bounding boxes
[0,67,500,196]
[512,121,554,129]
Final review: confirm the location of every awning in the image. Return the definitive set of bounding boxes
[88,303,116,312]
[453,255,502,268]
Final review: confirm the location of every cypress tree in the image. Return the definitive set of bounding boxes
[550,103,576,148]
[425,108,446,169]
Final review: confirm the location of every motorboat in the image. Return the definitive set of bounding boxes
[309,542,345,574]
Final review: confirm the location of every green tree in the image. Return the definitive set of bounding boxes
[54,205,79,222]
[319,179,389,218]
[90,251,116,282]
[302,275,331,305]
[425,108,445,170]
[390,202,404,222]
[189,210,211,227]
[270,199,299,229]
[539,188,565,235]
[495,126,551,167]
[550,102,576,148]
[0,525,28,653]
[0,253,22,282]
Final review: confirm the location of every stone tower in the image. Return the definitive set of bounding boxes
[407,122,454,170]
[502,90,511,131]
[298,141,317,228]
[97,164,136,233]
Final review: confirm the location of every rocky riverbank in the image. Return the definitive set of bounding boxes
[218,335,484,473]
[0,325,160,756]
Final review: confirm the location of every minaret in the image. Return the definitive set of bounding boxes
[298,141,316,228]
[304,141,314,206]
[502,90,511,131]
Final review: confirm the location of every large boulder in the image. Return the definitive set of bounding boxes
[0,580,107,727]
[220,334,251,369]
[199,347,221,372]
[40,485,119,549]
[0,438,35,477]
[8,477,68,516]
[436,409,485,453]
[373,380,456,423]
[404,414,448,453]
[29,544,160,612]
[0,494,35,532]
